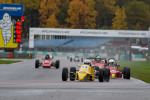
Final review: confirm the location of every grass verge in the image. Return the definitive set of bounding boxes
[0,60,21,64]
[118,61,150,83]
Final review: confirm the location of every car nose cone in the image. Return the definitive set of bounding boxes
[111,74,115,78]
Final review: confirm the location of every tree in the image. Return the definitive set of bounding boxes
[83,0,97,29]
[56,1,70,27]
[66,0,97,29]
[112,7,128,30]
[66,0,89,28]
[126,1,150,30]
[137,0,150,6]
[39,0,61,27]
[116,0,133,7]
[12,0,42,38]
[46,14,60,28]
[0,0,12,4]
[95,0,116,29]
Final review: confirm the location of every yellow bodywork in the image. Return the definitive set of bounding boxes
[75,64,95,81]
[111,74,115,79]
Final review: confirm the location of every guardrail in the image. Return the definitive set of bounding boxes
[0,50,145,60]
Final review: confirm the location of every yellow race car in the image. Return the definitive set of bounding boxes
[62,60,110,82]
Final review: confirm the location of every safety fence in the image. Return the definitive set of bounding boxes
[0,50,145,61]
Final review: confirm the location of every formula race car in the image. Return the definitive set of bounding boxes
[89,56,107,69]
[35,54,60,69]
[88,56,110,82]
[62,59,110,82]
[69,56,83,62]
[106,58,130,79]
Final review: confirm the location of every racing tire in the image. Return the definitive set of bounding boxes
[104,68,110,82]
[99,69,104,82]
[62,68,68,81]
[55,60,60,69]
[123,67,127,79]
[95,66,99,71]
[35,59,39,68]
[70,58,72,62]
[81,58,83,62]
[95,66,99,77]
[126,68,130,79]
[70,67,76,81]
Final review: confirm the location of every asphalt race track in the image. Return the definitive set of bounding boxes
[0,57,150,100]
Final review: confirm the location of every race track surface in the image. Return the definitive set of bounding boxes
[0,57,150,100]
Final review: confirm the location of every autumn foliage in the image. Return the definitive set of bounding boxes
[4,0,150,38]
[112,7,127,30]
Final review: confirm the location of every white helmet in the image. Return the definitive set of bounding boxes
[84,59,91,65]
[109,59,115,64]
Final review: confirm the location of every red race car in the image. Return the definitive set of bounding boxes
[87,57,110,82]
[91,57,107,69]
[106,58,130,79]
[35,54,60,69]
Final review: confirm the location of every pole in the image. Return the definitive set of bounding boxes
[148,27,150,60]
[129,38,132,61]
[148,38,150,60]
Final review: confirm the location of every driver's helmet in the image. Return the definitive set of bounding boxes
[50,55,53,59]
[95,56,101,62]
[109,59,115,65]
[45,54,50,59]
[84,59,91,66]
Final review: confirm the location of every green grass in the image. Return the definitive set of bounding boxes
[118,61,150,83]
[0,60,21,64]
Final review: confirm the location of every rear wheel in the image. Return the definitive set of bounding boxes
[123,67,127,79]
[123,67,130,79]
[70,58,72,62]
[81,58,83,62]
[62,68,68,81]
[104,68,110,82]
[95,66,99,71]
[99,69,104,82]
[55,60,60,69]
[35,59,39,68]
[70,67,76,81]
[126,68,130,79]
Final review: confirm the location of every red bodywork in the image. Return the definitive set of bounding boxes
[92,61,105,69]
[42,58,52,68]
[91,57,122,78]
[106,65,122,78]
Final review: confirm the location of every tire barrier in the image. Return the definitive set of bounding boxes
[0,52,9,58]
[14,53,35,59]
[0,50,145,60]
[0,51,35,59]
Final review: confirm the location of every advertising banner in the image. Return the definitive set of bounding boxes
[0,4,24,48]
[30,28,149,38]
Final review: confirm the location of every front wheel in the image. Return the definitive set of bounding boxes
[95,66,99,78]
[62,68,68,81]
[35,59,39,68]
[55,60,60,69]
[104,68,110,82]
[99,69,104,82]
